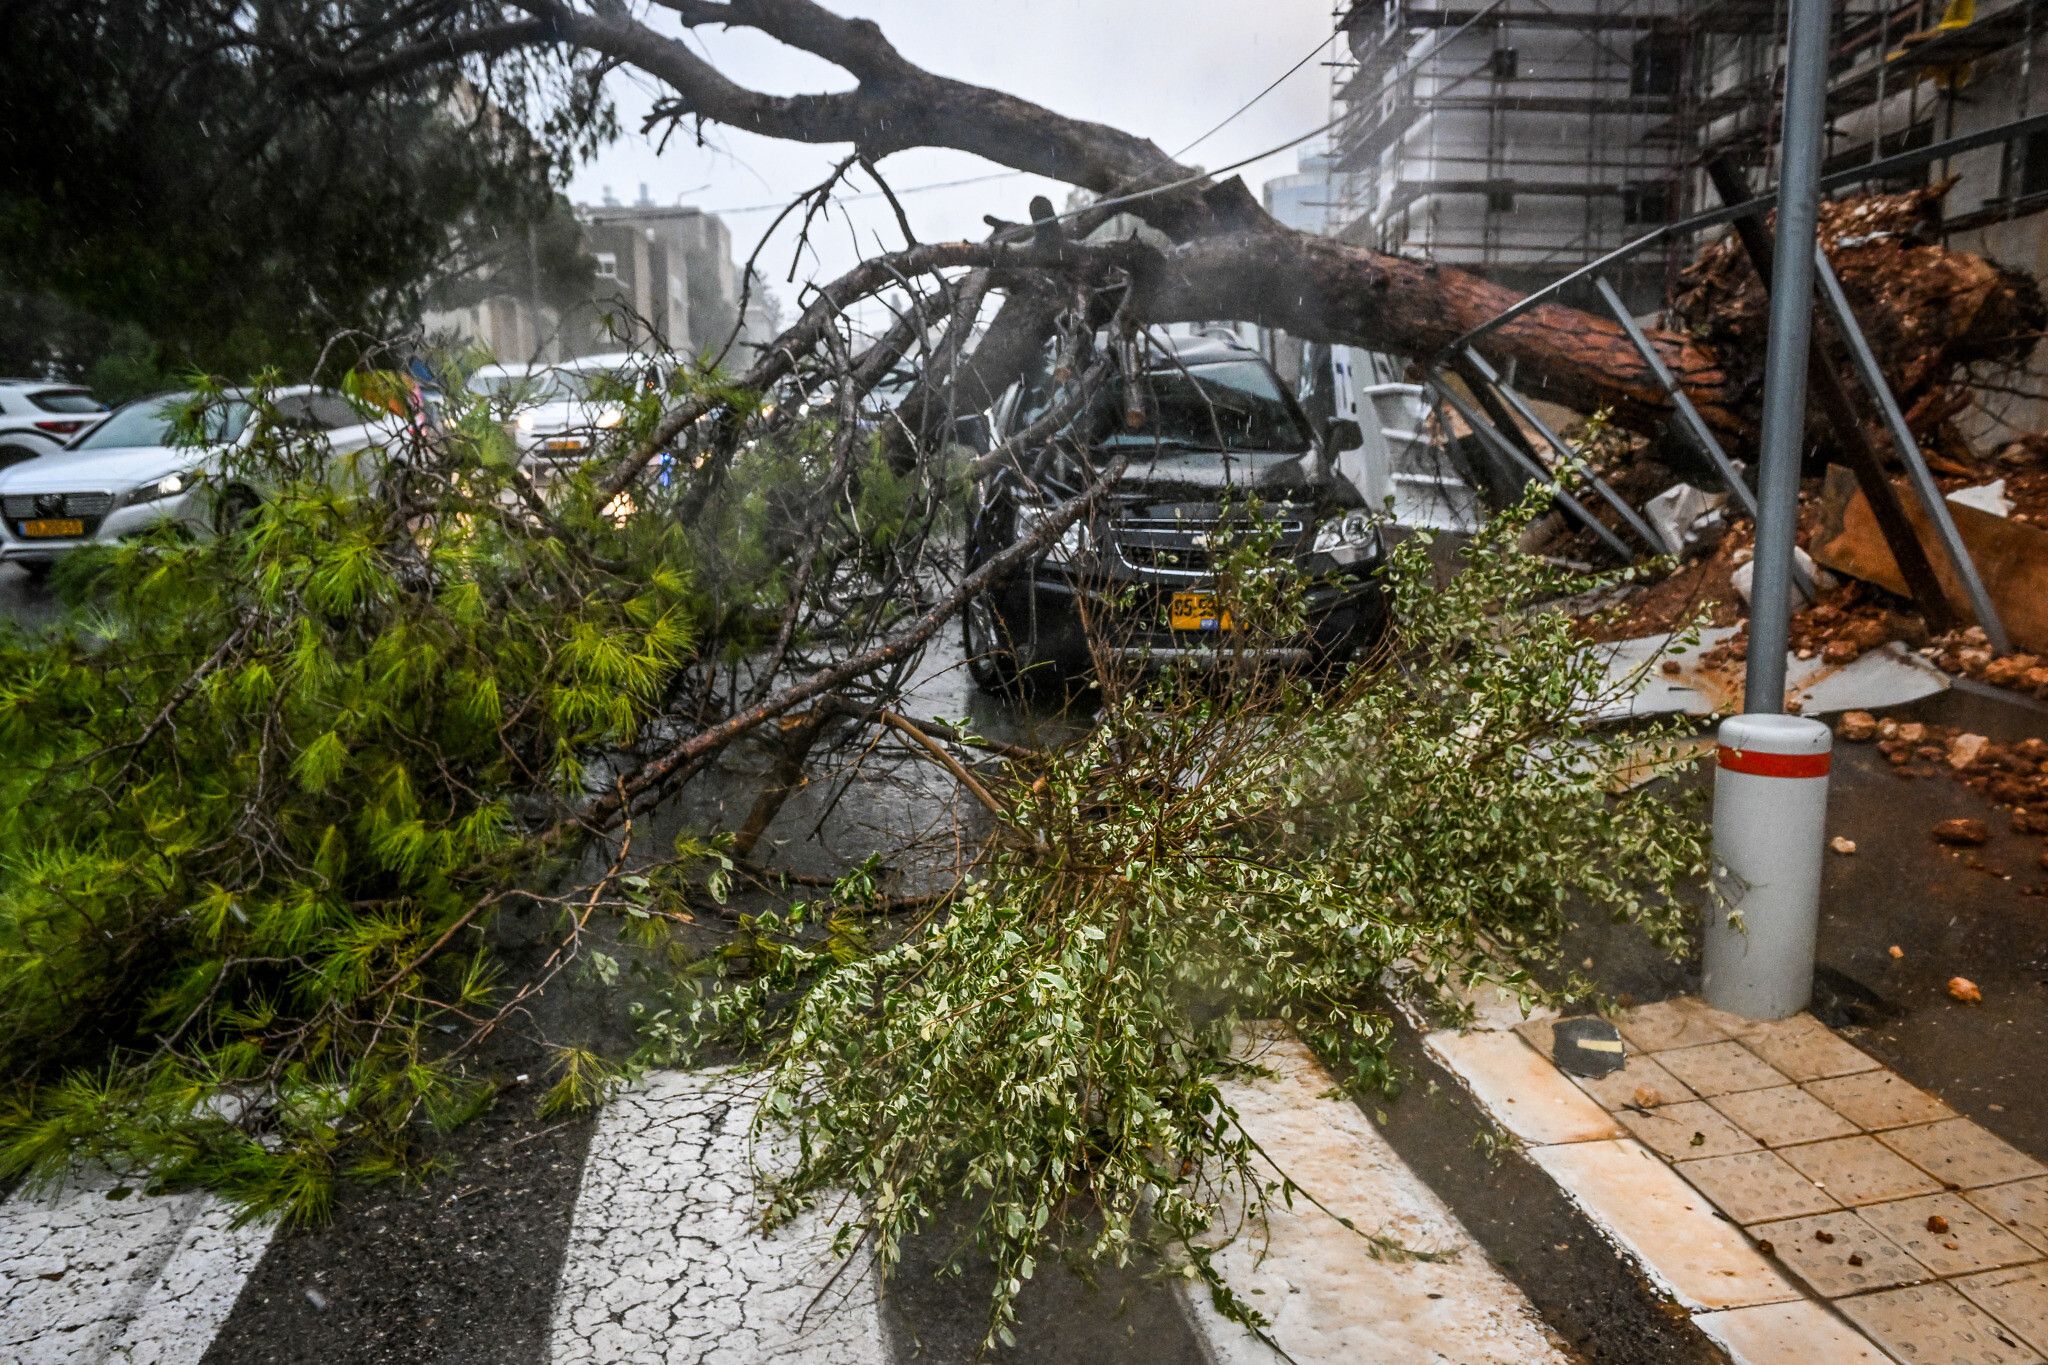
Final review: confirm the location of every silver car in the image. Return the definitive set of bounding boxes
[467,352,645,468]
[0,386,388,574]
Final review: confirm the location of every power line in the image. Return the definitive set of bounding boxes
[705,169,1028,216]
[1172,31,1332,160]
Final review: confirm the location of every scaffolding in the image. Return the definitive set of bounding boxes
[1325,0,2048,311]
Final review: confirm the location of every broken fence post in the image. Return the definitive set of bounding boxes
[1812,249,2014,653]
[1458,346,1665,552]
[1706,714,1832,1020]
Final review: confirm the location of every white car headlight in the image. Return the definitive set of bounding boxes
[124,472,187,506]
[596,407,624,430]
[1310,509,1384,564]
[516,411,537,435]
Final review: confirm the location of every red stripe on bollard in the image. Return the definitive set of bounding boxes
[1716,745,1832,779]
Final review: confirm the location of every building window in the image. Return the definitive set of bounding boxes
[2020,132,2048,201]
[1486,187,1515,214]
[1489,47,1518,81]
[594,251,619,280]
[1631,35,1682,97]
[1622,182,1672,224]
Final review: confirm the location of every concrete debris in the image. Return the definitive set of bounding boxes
[1932,818,1991,846]
[1731,549,1832,613]
[1889,945,1905,959]
[1838,711,1879,742]
[1947,480,2012,518]
[1830,837,1858,855]
[1946,977,1983,1004]
[1645,483,1729,558]
[1947,733,1990,769]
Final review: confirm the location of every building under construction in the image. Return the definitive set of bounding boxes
[1325,0,2048,318]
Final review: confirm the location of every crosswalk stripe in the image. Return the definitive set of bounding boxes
[1182,1028,1571,1364]
[549,1069,888,1364]
[0,1171,274,1364]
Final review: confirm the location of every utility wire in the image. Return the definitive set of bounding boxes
[1172,31,1333,159]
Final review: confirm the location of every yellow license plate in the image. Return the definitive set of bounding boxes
[544,438,586,452]
[1169,591,1232,632]
[20,518,83,538]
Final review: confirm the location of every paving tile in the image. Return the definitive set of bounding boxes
[1732,1014,1881,1083]
[1862,1192,2043,1277]
[1807,1070,1959,1131]
[1568,1053,1698,1112]
[1883,1120,2048,1192]
[1709,1085,1860,1148]
[1513,1014,1563,1060]
[1694,1299,1891,1363]
[1614,998,1734,1053]
[1424,1030,1622,1146]
[1656,1041,1789,1098]
[1748,1209,1931,1297]
[1779,1136,1945,1208]
[1837,1281,2044,1364]
[1960,1264,2048,1358]
[1682,1150,1840,1225]
[1530,1139,1800,1311]
[1972,1178,2048,1252]
[1617,1100,1761,1162]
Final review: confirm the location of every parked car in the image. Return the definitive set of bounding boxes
[962,333,1390,692]
[467,352,651,467]
[0,386,388,575]
[0,379,108,469]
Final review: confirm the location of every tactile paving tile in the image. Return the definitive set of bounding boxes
[1613,998,1732,1053]
[1709,1085,1861,1148]
[1861,1192,2044,1277]
[1806,1071,1958,1131]
[1960,1264,2048,1358]
[1656,1041,1790,1098]
[1779,1136,1946,1208]
[1972,1178,2048,1253]
[1749,1209,1932,1297]
[1616,1099,1761,1162]
[1682,1149,1840,1225]
[1837,1281,2044,1364]
[1733,1013,1881,1083]
[1882,1120,2048,1192]
[1569,1054,1698,1112]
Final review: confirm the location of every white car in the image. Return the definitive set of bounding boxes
[467,352,649,466]
[0,379,109,468]
[0,385,388,574]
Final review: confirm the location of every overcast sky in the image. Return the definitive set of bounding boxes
[565,0,1340,322]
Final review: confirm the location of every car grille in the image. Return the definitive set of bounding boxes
[1110,504,1309,579]
[4,491,114,518]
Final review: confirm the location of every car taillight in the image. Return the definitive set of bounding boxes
[34,419,88,435]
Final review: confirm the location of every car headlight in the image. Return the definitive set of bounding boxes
[1310,509,1384,565]
[124,472,187,506]
[1015,502,1092,566]
[516,411,537,434]
[596,407,624,430]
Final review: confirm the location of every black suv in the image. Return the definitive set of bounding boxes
[963,333,1390,692]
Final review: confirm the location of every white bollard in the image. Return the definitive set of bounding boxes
[1704,713,1833,1020]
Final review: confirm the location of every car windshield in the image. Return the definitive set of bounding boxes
[468,366,637,405]
[73,394,251,450]
[1082,360,1310,453]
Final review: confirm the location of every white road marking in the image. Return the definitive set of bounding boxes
[550,1069,887,1364]
[1182,1029,1570,1364]
[0,1171,274,1364]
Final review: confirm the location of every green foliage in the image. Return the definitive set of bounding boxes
[659,501,1708,1346]
[0,373,699,1220]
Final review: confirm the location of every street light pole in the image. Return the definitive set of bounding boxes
[1744,0,1830,714]
[1703,0,1835,1021]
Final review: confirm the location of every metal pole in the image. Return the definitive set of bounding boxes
[1813,250,2014,652]
[1744,0,1830,716]
[1592,278,1760,520]
[1426,372,1638,562]
[1459,346,1666,551]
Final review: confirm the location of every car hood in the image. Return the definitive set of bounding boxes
[0,445,206,493]
[517,400,618,432]
[1111,446,1324,497]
